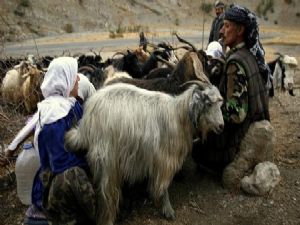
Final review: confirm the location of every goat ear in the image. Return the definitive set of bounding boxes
[189,89,206,128]
[191,52,210,83]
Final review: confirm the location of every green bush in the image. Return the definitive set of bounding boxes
[20,0,30,7]
[256,0,274,17]
[127,25,142,33]
[109,31,123,39]
[175,18,180,26]
[63,23,74,33]
[14,9,25,17]
[108,24,148,38]
[284,0,293,4]
[116,23,126,34]
[129,0,137,6]
[201,3,213,14]
[296,12,300,17]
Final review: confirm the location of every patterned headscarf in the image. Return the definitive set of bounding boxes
[224,4,271,86]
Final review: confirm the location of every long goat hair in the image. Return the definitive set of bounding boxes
[65,81,224,225]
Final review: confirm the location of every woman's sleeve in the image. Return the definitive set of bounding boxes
[8,113,39,150]
[39,103,83,173]
[39,121,68,172]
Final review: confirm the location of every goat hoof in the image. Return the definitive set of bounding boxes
[162,207,175,220]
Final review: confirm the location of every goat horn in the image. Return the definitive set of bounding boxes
[156,55,176,69]
[274,52,284,57]
[112,52,125,58]
[173,46,192,51]
[147,43,159,49]
[78,65,95,73]
[174,33,198,52]
[179,80,209,90]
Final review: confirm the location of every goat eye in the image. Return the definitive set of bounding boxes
[205,100,212,107]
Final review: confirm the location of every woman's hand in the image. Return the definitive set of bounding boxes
[0,149,16,167]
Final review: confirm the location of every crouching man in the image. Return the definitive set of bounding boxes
[192,4,275,191]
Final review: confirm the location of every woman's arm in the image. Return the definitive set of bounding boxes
[0,113,38,167]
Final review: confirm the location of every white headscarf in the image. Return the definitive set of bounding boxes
[77,73,96,101]
[8,72,97,151]
[205,41,224,59]
[34,57,78,152]
[38,57,78,125]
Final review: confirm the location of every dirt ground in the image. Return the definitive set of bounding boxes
[0,28,300,225]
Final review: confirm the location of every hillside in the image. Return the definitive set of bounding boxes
[0,0,299,42]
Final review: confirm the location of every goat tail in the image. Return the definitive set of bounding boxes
[65,126,87,153]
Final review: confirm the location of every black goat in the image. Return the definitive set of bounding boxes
[78,53,103,68]
[78,65,105,89]
[141,42,178,76]
[106,51,210,94]
[143,67,173,80]
[36,56,54,70]
[109,50,143,79]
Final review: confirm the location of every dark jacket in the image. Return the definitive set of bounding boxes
[208,14,224,43]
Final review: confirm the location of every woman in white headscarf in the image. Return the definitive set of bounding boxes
[30,57,95,225]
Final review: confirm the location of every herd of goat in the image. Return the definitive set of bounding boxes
[0,34,298,225]
[0,34,298,114]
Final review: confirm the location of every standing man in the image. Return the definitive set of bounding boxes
[193,4,274,191]
[208,1,225,44]
[139,31,148,52]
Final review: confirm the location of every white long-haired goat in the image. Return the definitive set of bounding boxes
[65,81,224,225]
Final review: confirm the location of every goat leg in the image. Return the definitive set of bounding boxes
[159,189,175,220]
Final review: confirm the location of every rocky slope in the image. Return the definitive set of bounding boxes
[0,0,299,42]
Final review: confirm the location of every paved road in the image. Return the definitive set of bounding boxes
[2,33,208,57]
[1,30,276,57]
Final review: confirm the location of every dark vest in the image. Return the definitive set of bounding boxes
[192,47,270,170]
[224,47,270,122]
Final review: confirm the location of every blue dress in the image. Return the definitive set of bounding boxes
[32,101,87,209]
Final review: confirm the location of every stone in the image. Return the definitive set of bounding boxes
[222,120,276,190]
[241,161,281,196]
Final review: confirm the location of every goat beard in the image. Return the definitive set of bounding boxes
[195,123,209,142]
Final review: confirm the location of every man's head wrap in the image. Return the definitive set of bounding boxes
[215,1,225,8]
[224,4,271,86]
[224,4,258,48]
